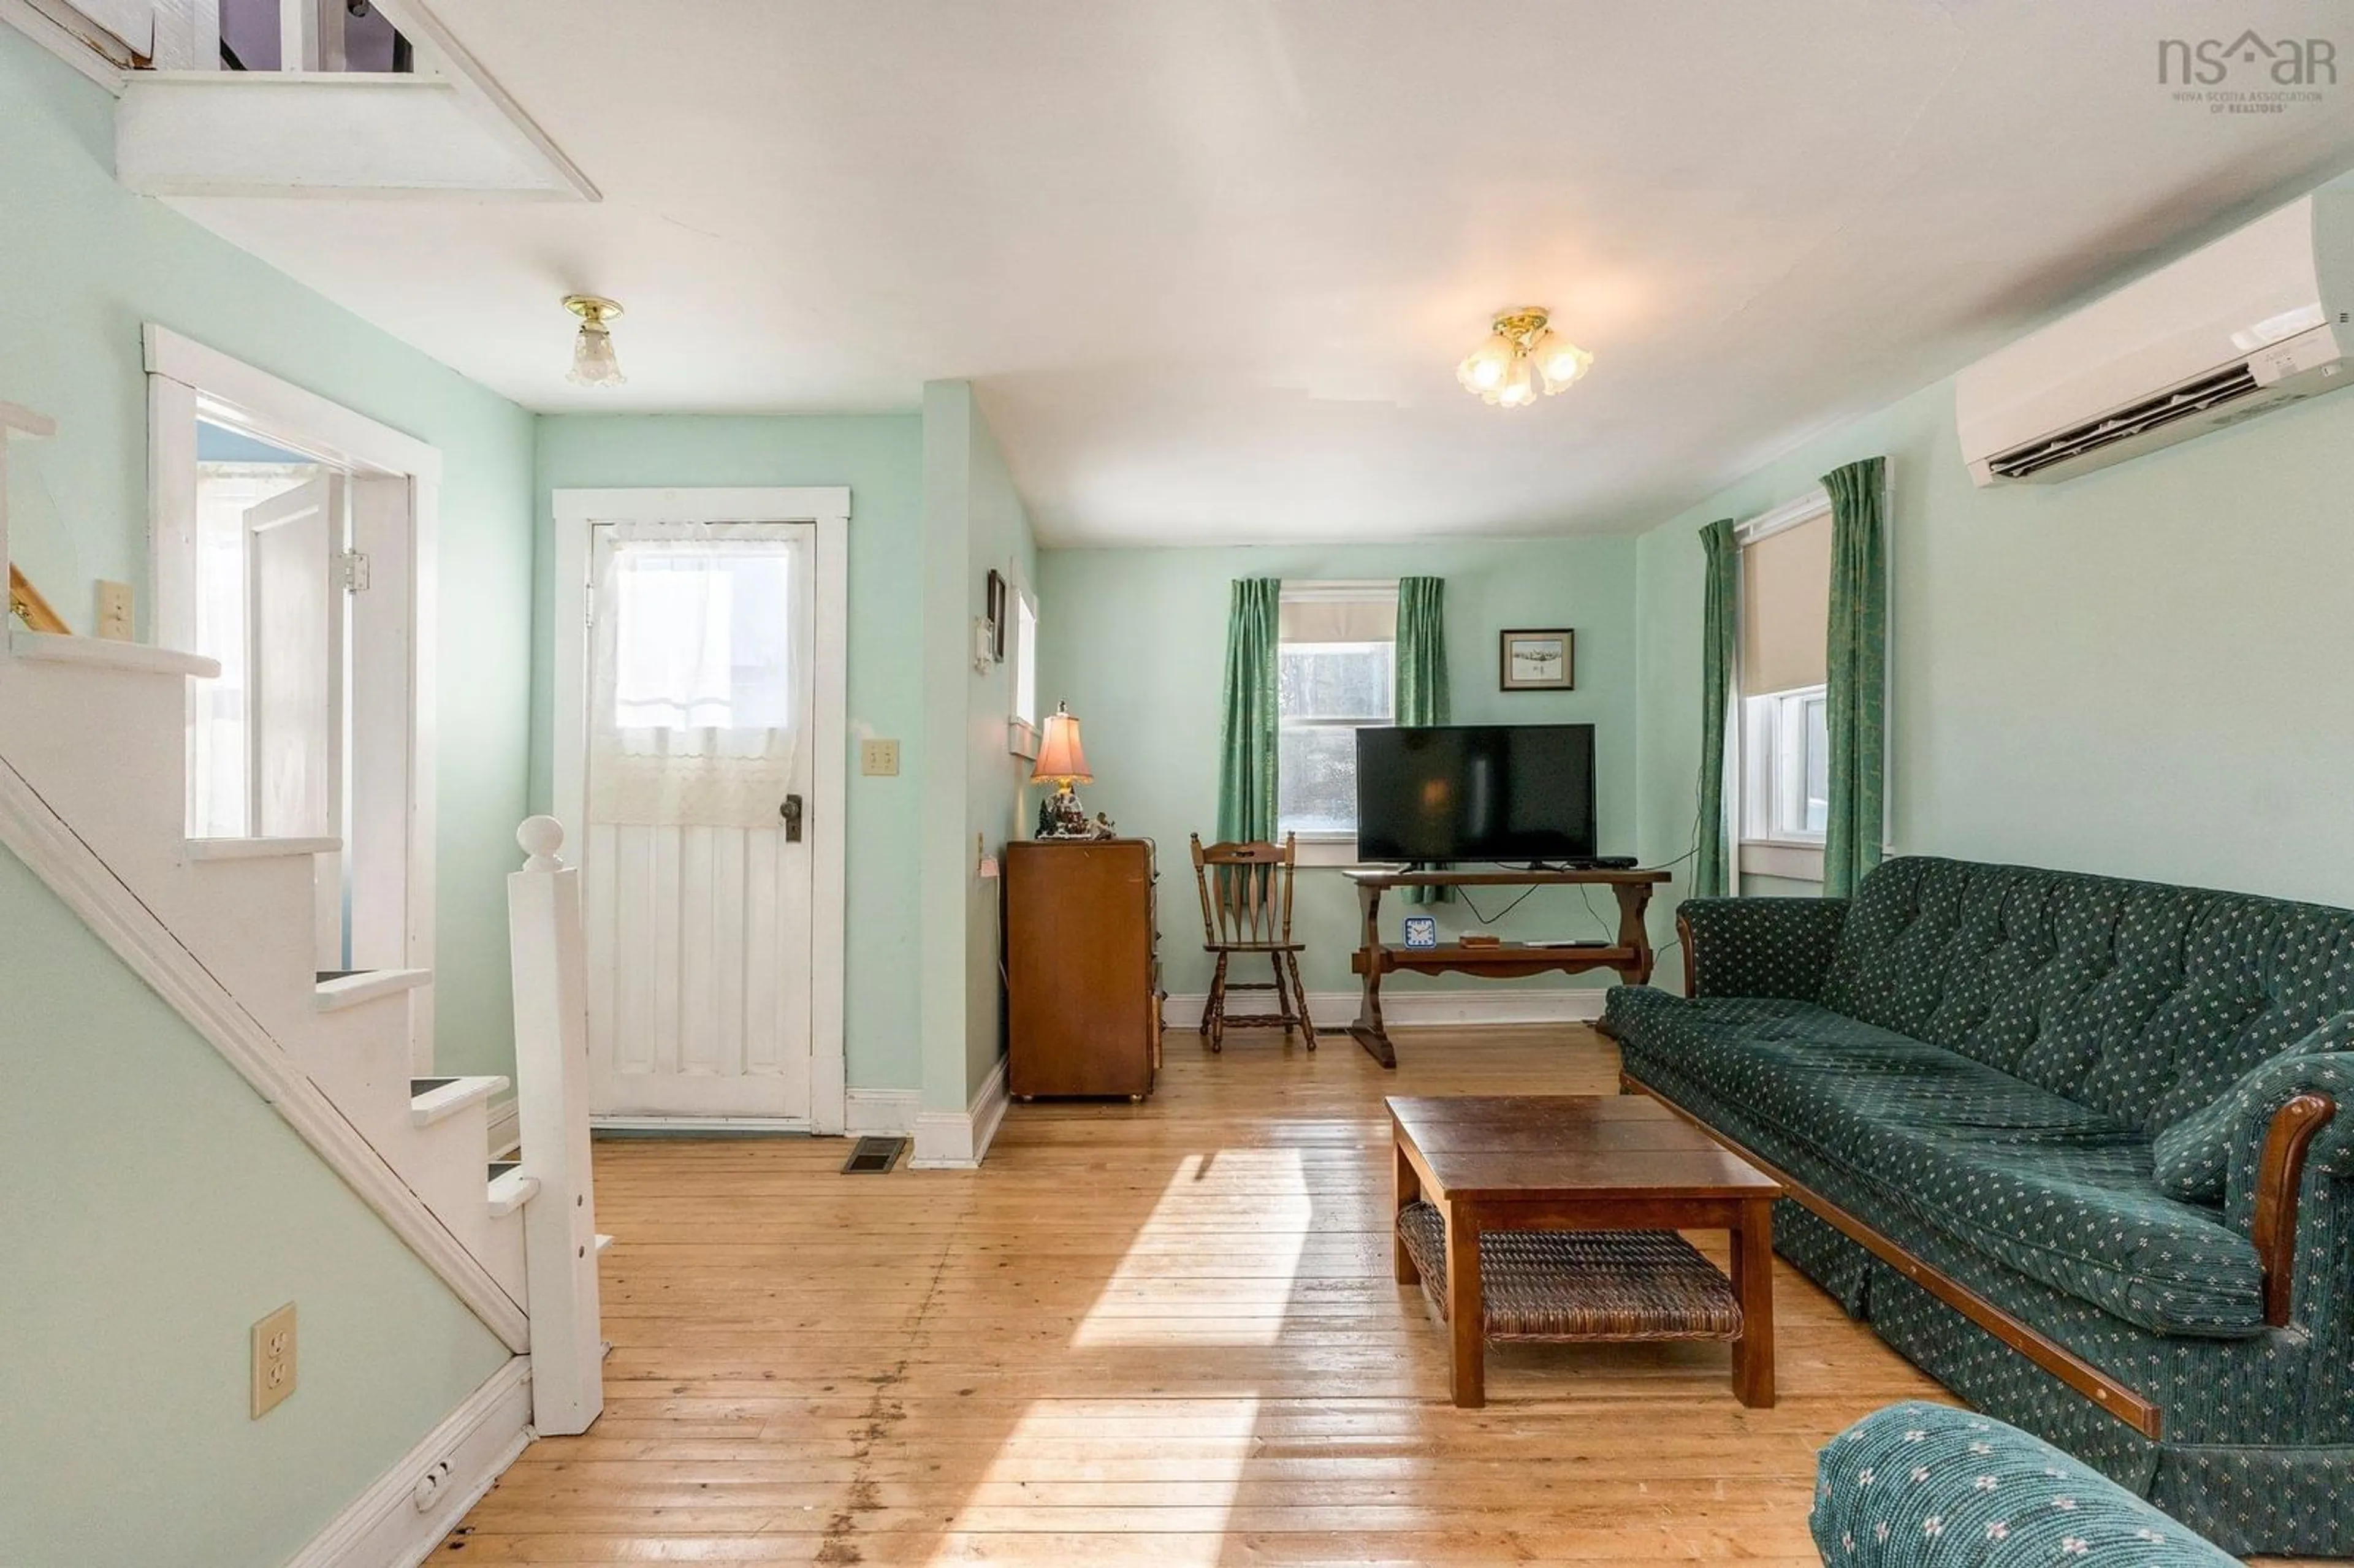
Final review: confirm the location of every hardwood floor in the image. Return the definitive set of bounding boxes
[442,1024,2295,1564]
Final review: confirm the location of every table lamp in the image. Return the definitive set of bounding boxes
[1029,702,1095,838]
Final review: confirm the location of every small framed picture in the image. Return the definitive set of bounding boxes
[1401,915,1439,950]
[985,569,1008,662]
[1499,628,1575,691]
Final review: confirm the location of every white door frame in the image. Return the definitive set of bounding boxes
[145,324,440,1065]
[551,487,849,1136]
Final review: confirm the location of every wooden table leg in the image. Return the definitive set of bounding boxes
[1393,1137,1420,1285]
[1612,880,1659,987]
[1730,1197,1775,1407]
[1443,1201,1485,1407]
[1348,880,1398,1069]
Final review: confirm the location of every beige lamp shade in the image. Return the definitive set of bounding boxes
[1030,707,1092,785]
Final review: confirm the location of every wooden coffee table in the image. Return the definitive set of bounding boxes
[1388,1094,1783,1409]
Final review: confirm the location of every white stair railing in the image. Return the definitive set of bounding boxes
[508,815,603,1436]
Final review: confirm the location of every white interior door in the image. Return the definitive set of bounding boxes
[245,472,346,969]
[582,522,817,1122]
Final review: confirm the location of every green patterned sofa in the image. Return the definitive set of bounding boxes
[1813,1402,2240,1566]
[1601,856,2354,1558]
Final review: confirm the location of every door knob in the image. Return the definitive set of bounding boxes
[781,795,804,842]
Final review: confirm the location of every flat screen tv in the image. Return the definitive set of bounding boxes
[1356,723,1598,864]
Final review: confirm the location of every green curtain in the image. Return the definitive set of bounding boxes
[1394,577,1451,902]
[1692,519,1738,899]
[1216,577,1281,843]
[1821,457,1888,897]
[1395,577,1450,728]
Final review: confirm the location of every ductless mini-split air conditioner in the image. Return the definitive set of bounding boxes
[1956,189,2354,485]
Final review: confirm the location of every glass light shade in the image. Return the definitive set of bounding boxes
[1455,333,1515,394]
[1536,333,1593,395]
[1029,709,1092,785]
[568,322,626,388]
[1496,356,1537,408]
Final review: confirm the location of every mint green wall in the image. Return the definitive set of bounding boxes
[0,847,511,1567]
[918,384,973,1113]
[1038,537,1640,999]
[1634,375,2354,946]
[960,392,1037,1103]
[0,28,538,1082]
[916,383,1039,1111]
[529,414,928,1093]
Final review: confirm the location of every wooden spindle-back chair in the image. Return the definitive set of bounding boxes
[1189,832,1314,1053]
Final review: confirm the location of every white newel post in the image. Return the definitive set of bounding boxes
[509,815,604,1434]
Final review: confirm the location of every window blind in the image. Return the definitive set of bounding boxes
[1279,594,1396,644]
[1740,512,1831,696]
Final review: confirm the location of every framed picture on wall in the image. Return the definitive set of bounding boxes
[1499,628,1574,691]
[985,569,1008,661]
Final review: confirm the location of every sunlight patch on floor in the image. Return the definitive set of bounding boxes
[924,1395,1263,1562]
[1072,1149,1312,1347]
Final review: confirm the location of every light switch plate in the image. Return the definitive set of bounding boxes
[95,580,134,641]
[251,1301,297,1418]
[861,739,901,777]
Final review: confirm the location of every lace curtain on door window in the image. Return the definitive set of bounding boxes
[588,530,802,828]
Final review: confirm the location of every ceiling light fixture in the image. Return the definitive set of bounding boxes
[1456,307,1592,408]
[562,294,626,387]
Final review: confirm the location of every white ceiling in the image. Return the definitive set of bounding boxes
[169,1,2354,545]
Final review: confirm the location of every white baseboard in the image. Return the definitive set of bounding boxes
[284,1356,533,1568]
[1160,988,1608,1031]
[910,1057,1009,1170]
[485,1097,519,1160]
[845,1087,921,1136]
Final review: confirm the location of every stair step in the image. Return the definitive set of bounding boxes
[186,836,340,861]
[410,1074,509,1128]
[9,628,219,679]
[313,967,432,1013]
[487,1162,539,1218]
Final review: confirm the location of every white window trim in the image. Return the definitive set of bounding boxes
[144,322,441,1066]
[1276,579,1399,848]
[1291,836,1369,868]
[1734,487,1831,547]
[1740,840,1826,881]
[1279,577,1402,604]
[1006,577,1039,760]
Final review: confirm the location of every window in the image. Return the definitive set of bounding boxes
[186,450,326,836]
[1737,497,1833,874]
[1744,685,1829,842]
[1008,585,1040,756]
[609,542,795,732]
[1276,583,1396,840]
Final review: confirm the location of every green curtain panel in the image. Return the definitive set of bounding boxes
[1821,457,1888,897]
[1394,577,1452,904]
[1216,577,1282,844]
[1693,519,1738,900]
[1395,577,1450,727]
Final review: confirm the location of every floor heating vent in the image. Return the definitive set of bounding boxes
[841,1136,907,1175]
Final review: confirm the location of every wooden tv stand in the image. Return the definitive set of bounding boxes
[1344,867,1671,1067]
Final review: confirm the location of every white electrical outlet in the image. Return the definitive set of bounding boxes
[251,1302,297,1417]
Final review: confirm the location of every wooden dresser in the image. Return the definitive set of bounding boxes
[1004,838,1160,1100]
